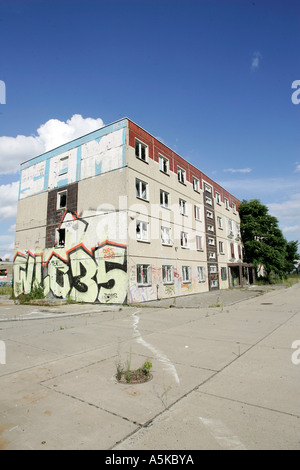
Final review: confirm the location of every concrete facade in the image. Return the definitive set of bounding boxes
[14,118,254,303]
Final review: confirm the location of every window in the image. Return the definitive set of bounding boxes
[207,224,214,232]
[210,265,217,274]
[225,198,229,210]
[194,205,201,221]
[178,167,186,184]
[216,192,221,205]
[135,139,148,162]
[180,231,188,248]
[232,202,236,213]
[209,252,216,259]
[197,266,206,282]
[193,177,200,192]
[196,235,203,251]
[159,155,169,174]
[230,243,235,259]
[57,190,67,210]
[206,210,213,219]
[210,280,218,288]
[204,183,212,193]
[136,179,148,200]
[57,228,65,247]
[208,237,215,246]
[160,189,169,208]
[137,264,152,286]
[59,156,69,176]
[238,245,242,260]
[205,196,212,206]
[219,241,224,254]
[182,266,191,283]
[221,267,227,281]
[162,265,174,284]
[217,216,223,229]
[179,198,187,215]
[161,226,172,245]
[136,221,149,242]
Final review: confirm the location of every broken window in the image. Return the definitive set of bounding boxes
[57,228,65,247]
[57,190,67,210]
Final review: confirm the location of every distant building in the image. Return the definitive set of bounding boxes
[14,118,255,303]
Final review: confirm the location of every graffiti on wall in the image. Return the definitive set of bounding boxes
[13,211,127,304]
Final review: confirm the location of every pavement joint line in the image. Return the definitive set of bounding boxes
[197,391,300,419]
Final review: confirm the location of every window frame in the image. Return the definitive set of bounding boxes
[136,178,148,201]
[135,139,148,162]
[57,190,67,210]
[182,265,191,283]
[159,154,169,174]
[137,264,152,286]
[136,220,149,242]
[177,166,186,184]
[162,265,174,284]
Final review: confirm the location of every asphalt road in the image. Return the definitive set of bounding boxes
[0,283,299,450]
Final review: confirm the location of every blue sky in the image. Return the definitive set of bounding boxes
[0,0,299,259]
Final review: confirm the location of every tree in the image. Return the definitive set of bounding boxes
[239,199,299,282]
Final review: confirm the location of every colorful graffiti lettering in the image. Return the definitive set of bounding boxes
[13,242,127,304]
[13,210,127,304]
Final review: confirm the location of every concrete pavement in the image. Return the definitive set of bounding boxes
[0,283,299,450]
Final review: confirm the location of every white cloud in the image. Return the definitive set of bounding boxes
[223,168,252,174]
[0,114,105,174]
[251,51,262,71]
[295,163,300,173]
[0,181,19,220]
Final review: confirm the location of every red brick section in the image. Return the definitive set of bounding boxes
[128,120,241,209]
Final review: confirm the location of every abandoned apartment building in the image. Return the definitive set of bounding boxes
[13,118,255,304]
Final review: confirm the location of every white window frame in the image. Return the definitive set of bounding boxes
[135,139,148,162]
[225,198,229,210]
[178,167,186,184]
[182,265,191,283]
[206,210,213,219]
[160,189,169,208]
[194,205,201,221]
[204,183,212,193]
[162,265,174,284]
[57,190,67,210]
[179,198,187,215]
[180,231,188,248]
[159,154,169,174]
[197,266,206,283]
[136,220,149,242]
[205,196,212,206]
[161,226,172,246]
[137,264,152,286]
[196,235,203,251]
[217,216,223,229]
[193,177,200,192]
[219,241,224,254]
[136,179,148,201]
[232,202,236,213]
[208,237,215,246]
[216,192,221,205]
[207,224,214,232]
